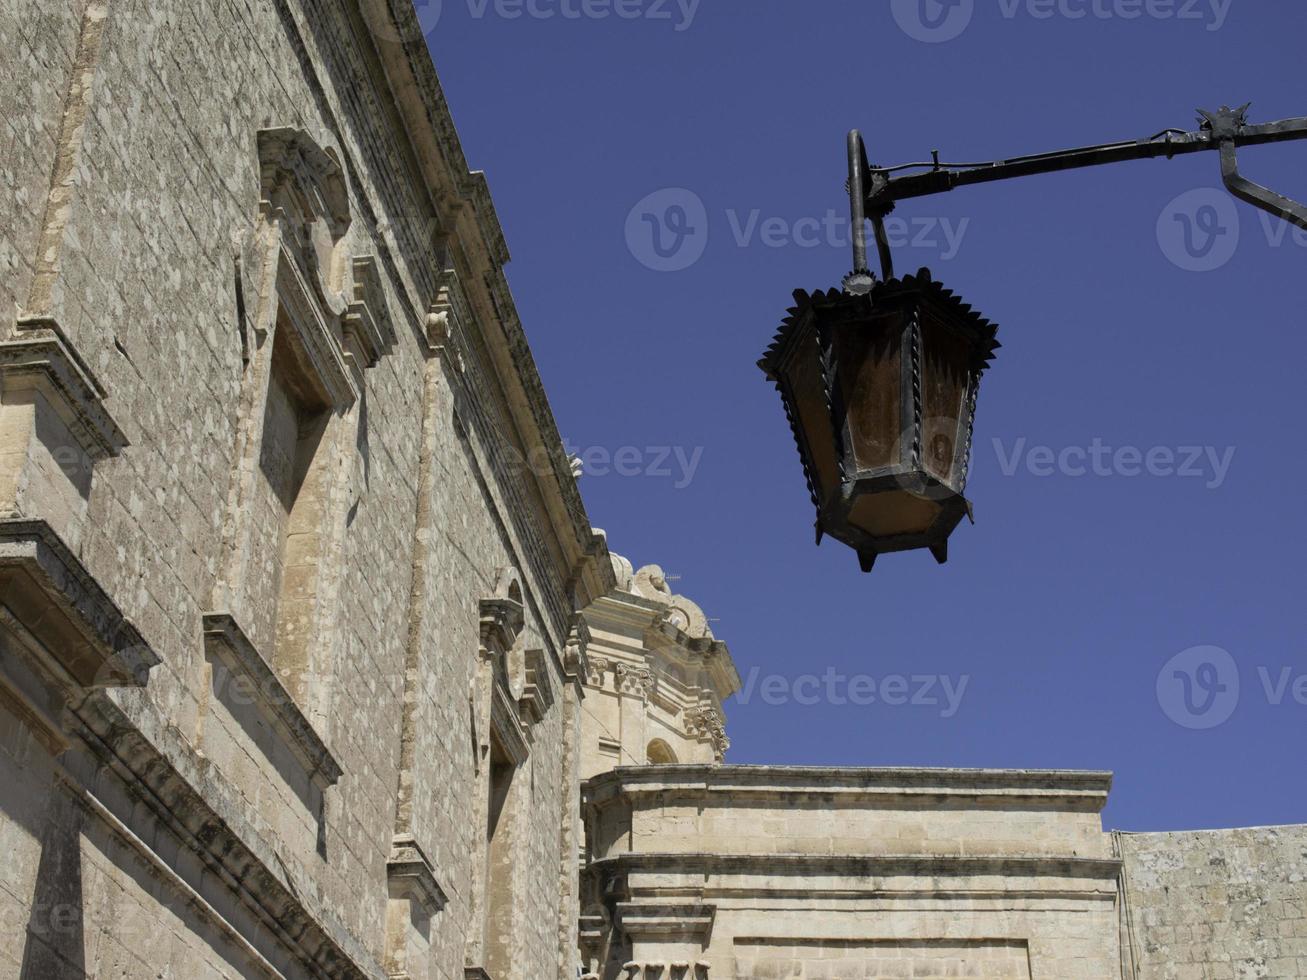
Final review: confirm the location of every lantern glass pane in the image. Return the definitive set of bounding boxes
[834,314,904,475]
[919,311,971,488]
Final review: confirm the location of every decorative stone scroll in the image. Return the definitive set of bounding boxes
[684,705,729,762]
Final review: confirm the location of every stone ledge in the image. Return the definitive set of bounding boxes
[69,688,380,979]
[5,320,128,459]
[615,902,715,939]
[387,834,448,915]
[587,764,1113,807]
[0,519,158,688]
[344,255,398,368]
[201,612,343,788]
[591,851,1123,882]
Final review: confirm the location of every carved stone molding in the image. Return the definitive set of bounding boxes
[479,596,524,654]
[615,663,655,701]
[341,255,397,369]
[622,962,707,980]
[2,325,128,461]
[387,834,448,915]
[490,681,529,767]
[201,613,342,789]
[425,277,466,372]
[0,519,158,690]
[563,615,591,682]
[257,127,351,314]
[518,648,554,724]
[617,902,716,940]
[683,705,729,762]
[274,242,357,411]
[584,655,610,689]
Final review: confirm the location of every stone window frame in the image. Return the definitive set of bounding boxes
[203,126,394,812]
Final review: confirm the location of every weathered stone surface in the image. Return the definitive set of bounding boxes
[581,765,1124,979]
[3,1,1304,978]
[1118,826,1307,980]
[1,0,609,977]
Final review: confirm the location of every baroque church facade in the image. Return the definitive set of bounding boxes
[0,1,1301,978]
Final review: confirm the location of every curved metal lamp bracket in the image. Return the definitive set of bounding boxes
[1203,105,1307,233]
[845,104,1307,290]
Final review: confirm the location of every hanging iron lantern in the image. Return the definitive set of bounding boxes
[758,268,999,572]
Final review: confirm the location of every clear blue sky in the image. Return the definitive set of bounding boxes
[426,0,1307,831]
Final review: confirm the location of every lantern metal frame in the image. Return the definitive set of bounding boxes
[761,275,998,571]
[763,104,1307,572]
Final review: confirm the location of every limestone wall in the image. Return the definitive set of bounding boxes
[0,1,609,977]
[1118,825,1307,980]
[581,766,1123,980]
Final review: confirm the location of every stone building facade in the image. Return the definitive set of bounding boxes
[1,1,612,977]
[575,560,1307,980]
[2,2,1304,979]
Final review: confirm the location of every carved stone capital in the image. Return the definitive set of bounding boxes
[615,663,655,701]
[584,655,610,689]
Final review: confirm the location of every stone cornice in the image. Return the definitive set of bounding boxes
[591,851,1123,883]
[615,901,715,938]
[0,519,158,689]
[585,591,741,703]
[586,765,1114,809]
[361,0,614,618]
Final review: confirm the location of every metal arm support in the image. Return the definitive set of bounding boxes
[845,105,1307,282]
